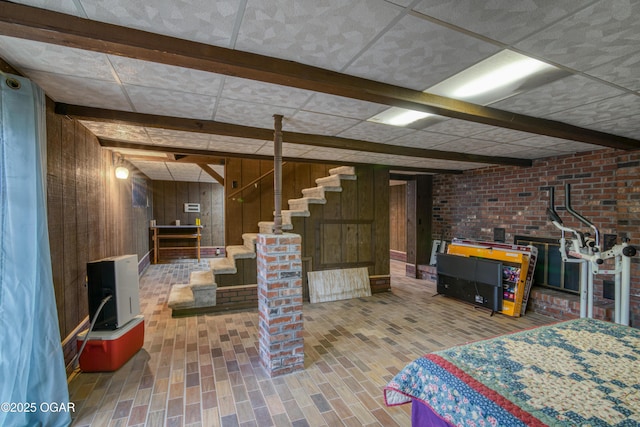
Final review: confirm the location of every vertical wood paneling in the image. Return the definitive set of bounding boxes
[373,168,390,275]
[45,100,152,341]
[75,123,89,318]
[225,158,243,245]
[62,118,78,333]
[389,183,407,253]
[164,181,177,224]
[176,181,189,224]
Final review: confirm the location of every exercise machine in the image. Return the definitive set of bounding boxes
[547,184,636,325]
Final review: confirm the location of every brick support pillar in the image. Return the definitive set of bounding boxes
[257,233,304,377]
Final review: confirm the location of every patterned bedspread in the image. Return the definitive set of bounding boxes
[384,318,640,426]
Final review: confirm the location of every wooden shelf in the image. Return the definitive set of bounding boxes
[151,225,202,264]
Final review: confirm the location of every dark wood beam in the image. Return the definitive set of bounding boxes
[97,139,462,174]
[2,2,638,150]
[61,104,532,167]
[197,164,224,185]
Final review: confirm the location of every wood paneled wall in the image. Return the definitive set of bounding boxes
[224,159,336,245]
[389,183,407,253]
[224,159,390,277]
[151,181,224,246]
[46,99,153,340]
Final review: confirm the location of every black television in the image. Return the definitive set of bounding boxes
[436,253,503,313]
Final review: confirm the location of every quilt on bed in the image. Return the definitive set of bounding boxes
[384,318,640,426]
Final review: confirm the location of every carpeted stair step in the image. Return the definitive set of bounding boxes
[226,245,256,260]
[288,197,326,211]
[329,166,356,176]
[210,257,236,274]
[301,185,342,199]
[258,221,294,234]
[242,233,258,251]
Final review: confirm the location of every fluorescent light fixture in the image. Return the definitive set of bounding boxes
[452,57,550,98]
[368,107,434,127]
[427,50,569,105]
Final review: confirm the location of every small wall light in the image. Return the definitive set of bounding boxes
[115,165,130,179]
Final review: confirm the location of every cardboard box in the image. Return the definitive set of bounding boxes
[77,315,144,372]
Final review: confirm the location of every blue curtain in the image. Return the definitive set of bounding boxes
[0,74,70,426]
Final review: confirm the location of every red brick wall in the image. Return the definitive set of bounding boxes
[432,148,640,325]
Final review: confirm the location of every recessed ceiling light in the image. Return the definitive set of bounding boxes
[427,50,570,105]
[368,107,435,127]
[452,57,551,98]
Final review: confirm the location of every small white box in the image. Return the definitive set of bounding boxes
[184,203,200,213]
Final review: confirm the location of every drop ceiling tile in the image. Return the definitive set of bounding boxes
[145,128,211,149]
[255,143,312,157]
[125,84,216,120]
[11,0,84,16]
[110,56,223,96]
[345,13,499,90]
[544,93,640,128]
[463,142,533,156]
[208,135,267,154]
[302,93,388,120]
[130,160,171,180]
[215,98,297,129]
[515,0,640,71]
[387,131,459,149]
[585,51,640,92]
[80,121,151,142]
[508,135,578,148]
[422,118,495,137]
[220,77,315,108]
[235,0,403,71]
[510,147,569,159]
[23,70,131,110]
[471,127,537,143]
[491,75,627,117]
[434,138,496,154]
[585,115,640,140]
[337,121,415,143]
[0,36,115,80]
[284,111,360,136]
[79,0,243,47]
[412,0,593,45]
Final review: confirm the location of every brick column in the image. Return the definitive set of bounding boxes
[257,233,304,376]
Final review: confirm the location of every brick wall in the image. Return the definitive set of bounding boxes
[432,148,640,325]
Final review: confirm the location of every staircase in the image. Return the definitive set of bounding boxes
[168,166,357,315]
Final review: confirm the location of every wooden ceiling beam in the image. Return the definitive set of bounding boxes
[1,2,638,150]
[97,139,462,174]
[62,104,532,167]
[197,163,224,185]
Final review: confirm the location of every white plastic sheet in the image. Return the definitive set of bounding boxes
[0,74,71,426]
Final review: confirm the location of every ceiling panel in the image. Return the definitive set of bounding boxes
[0,0,638,179]
[345,13,500,90]
[514,0,640,72]
[412,0,596,45]
[491,75,627,117]
[235,0,403,71]
[79,0,243,47]
[109,56,224,96]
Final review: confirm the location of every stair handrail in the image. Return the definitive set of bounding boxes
[227,162,289,200]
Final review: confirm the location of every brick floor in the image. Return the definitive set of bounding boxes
[68,260,555,426]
